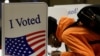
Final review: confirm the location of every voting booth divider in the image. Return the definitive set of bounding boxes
[48,4,91,23]
[48,4,91,56]
[2,2,47,56]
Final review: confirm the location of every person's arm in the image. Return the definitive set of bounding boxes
[61,34,95,56]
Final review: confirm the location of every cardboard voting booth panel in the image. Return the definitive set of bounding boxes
[2,2,47,56]
[54,4,91,21]
[48,7,67,23]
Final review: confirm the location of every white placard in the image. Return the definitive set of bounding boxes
[48,7,67,23]
[2,2,47,56]
[55,4,91,20]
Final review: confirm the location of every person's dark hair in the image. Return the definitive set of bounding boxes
[48,16,57,37]
[77,4,100,33]
[48,16,62,47]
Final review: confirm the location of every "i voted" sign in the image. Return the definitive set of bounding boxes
[2,2,47,56]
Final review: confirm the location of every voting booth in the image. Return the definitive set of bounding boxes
[2,2,47,56]
[48,4,91,56]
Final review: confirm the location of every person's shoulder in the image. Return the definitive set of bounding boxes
[63,26,90,35]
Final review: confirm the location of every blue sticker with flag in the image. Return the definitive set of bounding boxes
[5,30,46,56]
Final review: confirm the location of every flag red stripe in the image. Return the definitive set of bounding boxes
[30,38,45,46]
[37,50,45,56]
[27,34,45,41]
[26,30,45,37]
[33,43,45,51]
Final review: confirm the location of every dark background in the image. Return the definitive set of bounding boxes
[1,0,100,6]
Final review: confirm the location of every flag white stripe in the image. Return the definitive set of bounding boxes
[31,41,45,50]
[27,33,45,40]
[43,54,46,56]
[27,36,45,44]
[35,46,45,56]
[30,47,45,56]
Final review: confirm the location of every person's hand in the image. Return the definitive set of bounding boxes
[51,51,61,56]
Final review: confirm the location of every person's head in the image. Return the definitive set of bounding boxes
[48,16,57,37]
[48,16,61,47]
[77,4,100,33]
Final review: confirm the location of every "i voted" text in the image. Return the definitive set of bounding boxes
[9,14,41,29]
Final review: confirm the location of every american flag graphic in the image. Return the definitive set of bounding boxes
[5,30,46,56]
